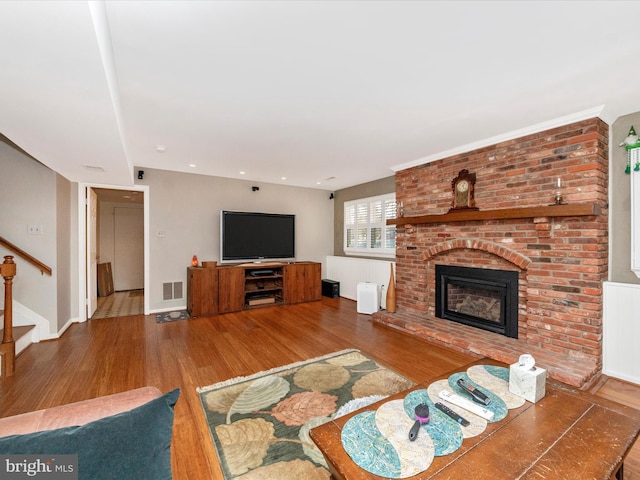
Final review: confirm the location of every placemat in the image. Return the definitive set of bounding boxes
[341,365,526,478]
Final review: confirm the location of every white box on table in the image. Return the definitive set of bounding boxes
[509,363,546,403]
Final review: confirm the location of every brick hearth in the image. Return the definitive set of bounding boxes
[373,311,598,388]
[374,117,608,389]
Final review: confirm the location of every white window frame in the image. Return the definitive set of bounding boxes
[344,193,396,258]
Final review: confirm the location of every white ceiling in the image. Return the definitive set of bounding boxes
[2,1,640,191]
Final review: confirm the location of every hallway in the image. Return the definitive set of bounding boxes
[92,290,143,319]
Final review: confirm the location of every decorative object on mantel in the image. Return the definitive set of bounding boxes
[191,255,199,267]
[620,126,640,174]
[386,263,397,313]
[553,177,564,205]
[450,169,478,212]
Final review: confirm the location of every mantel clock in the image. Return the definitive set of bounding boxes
[450,169,478,211]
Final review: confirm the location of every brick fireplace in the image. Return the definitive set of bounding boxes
[372,117,608,389]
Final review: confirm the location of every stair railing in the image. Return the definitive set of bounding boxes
[0,236,52,276]
[1,255,16,376]
[0,237,52,376]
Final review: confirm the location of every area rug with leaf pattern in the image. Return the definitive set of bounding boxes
[197,349,416,479]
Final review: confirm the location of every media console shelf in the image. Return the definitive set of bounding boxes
[187,261,321,317]
[244,265,284,308]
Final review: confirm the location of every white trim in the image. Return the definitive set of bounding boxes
[343,250,396,259]
[391,106,606,173]
[629,149,640,277]
[151,305,188,314]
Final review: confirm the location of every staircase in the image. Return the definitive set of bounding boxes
[0,320,35,359]
[0,240,50,377]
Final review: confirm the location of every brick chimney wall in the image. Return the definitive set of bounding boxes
[391,118,608,375]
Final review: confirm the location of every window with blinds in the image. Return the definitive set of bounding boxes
[344,193,396,257]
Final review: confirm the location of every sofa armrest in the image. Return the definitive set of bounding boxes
[0,386,162,436]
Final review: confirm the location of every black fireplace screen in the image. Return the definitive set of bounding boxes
[435,265,518,338]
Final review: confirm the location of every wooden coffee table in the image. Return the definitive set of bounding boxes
[310,359,640,480]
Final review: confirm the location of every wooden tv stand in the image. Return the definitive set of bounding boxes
[187,261,321,317]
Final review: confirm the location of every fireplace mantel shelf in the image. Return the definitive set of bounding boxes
[387,203,601,226]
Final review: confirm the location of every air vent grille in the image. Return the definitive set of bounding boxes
[163,283,173,301]
[163,281,184,301]
[173,281,183,299]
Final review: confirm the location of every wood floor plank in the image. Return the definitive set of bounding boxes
[1,297,638,479]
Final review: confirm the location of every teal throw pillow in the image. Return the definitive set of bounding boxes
[0,388,180,480]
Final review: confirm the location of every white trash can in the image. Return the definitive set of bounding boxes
[357,282,380,314]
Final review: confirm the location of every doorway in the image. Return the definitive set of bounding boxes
[79,184,150,321]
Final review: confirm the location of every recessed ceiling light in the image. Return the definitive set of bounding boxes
[316,181,322,185]
[281,177,287,180]
[188,163,196,168]
[239,171,246,175]
[155,145,166,153]
[83,165,104,172]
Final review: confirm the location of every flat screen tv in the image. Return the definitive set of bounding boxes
[220,210,295,263]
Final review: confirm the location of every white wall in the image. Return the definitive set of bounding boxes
[326,256,394,310]
[98,202,144,291]
[135,168,334,312]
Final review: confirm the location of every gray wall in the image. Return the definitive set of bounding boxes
[332,175,396,257]
[0,141,67,333]
[610,112,640,284]
[135,168,334,311]
[55,174,74,331]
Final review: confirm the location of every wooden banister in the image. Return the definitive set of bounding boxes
[0,236,52,276]
[1,255,16,376]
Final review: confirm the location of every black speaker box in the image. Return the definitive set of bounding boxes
[321,279,340,298]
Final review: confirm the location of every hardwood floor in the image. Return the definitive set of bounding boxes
[1,297,638,479]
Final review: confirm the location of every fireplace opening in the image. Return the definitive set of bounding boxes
[435,265,518,338]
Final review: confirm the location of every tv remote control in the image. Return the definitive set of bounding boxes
[438,390,495,421]
[434,402,470,427]
[456,378,491,405]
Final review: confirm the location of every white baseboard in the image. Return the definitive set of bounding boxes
[150,305,187,314]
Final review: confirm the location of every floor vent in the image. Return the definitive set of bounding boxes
[163,281,184,301]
